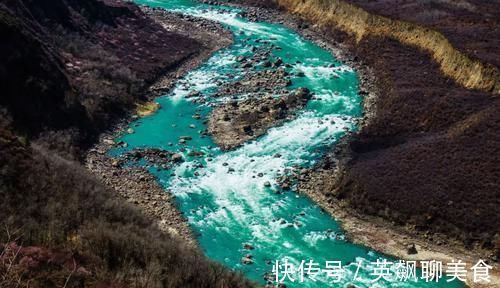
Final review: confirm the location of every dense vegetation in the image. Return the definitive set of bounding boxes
[0,0,254,287]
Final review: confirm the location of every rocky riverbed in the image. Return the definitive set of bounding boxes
[140,6,233,96]
[86,144,195,244]
[208,87,312,150]
[85,7,233,243]
[86,1,498,286]
[209,0,500,285]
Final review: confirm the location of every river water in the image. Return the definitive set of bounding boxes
[111,1,462,287]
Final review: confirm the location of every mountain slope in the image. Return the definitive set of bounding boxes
[0,0,254,287]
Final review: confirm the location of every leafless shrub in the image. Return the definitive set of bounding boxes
[0,116,254,287]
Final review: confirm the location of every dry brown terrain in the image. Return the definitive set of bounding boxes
[0,0,254,287]
[233,0,500,262]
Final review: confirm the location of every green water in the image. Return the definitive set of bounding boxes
[111,1,462,287]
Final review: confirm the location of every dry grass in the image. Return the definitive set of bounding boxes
[275,0,500,93]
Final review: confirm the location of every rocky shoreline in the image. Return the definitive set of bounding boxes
[208,87,312,150]
[214,1,499,286]
[84,1,498,286]
[141,6,233,96]
[85,7,233,244]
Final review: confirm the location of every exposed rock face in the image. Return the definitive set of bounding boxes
[208,87,311,150]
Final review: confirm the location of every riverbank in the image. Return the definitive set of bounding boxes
[214,0,499,286]
[208,87,312,150]
[85,7,233,243]
[141,6,233,96]
[0,0,255,286]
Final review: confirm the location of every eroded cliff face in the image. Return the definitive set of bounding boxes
[275,0,499,93]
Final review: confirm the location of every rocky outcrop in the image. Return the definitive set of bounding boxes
[208,87,312,150]
[216,68,292,97]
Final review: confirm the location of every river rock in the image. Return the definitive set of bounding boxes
[103,138,115,145]
[241,256,253,265]
[208,87,312,150]
[243,243,254,250]
[406,243,418,255]
[171,153,184,163]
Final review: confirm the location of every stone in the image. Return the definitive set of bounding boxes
[171,153,184,163]
[187,90,200,98]
[295,87,312,100]
[243,125,253,135]
[241,256,253,265]
[103,139,115,145]
[264,181,271,187]
[241,62,252,69]
[407,244,418,255]
[243,243,254,250]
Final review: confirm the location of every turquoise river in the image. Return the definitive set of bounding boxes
[111,0,463,287]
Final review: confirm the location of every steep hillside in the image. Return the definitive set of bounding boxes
[0,115,253,287]
[0,0,201,143]
[0,0,254,287]
[346,0,500,67]
[233,0,499,259]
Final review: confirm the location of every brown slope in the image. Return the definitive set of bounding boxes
[0,0,201,142]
